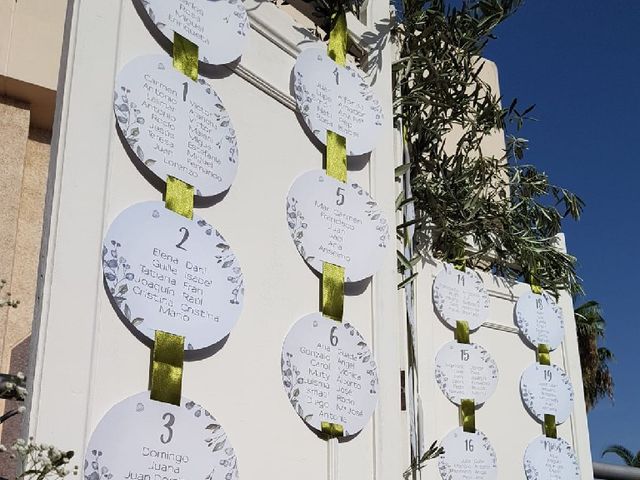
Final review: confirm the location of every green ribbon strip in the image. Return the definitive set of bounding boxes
[327,11,347,67]
[165,176,194,220]
[527,265,543,295]
[460,399,476,433]
[455,320,470,344]
[537,344,551,366]
[173,32,199,81]
[322,262,345,322]
[150,330,185,406]
[326,131,347,182]
[544,414,557,439]
[321,12,348,324]
[452,252,466,272]
[321,421,344,438]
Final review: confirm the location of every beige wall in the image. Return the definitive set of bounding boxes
[0,98,51,476]
[0,0,66,470]
[0,0,68,129]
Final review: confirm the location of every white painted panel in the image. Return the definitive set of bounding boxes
[29,0,404,479]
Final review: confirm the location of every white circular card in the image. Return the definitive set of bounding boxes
[432,264,490,330]
[84,392,238,480]
[138,0,248,65]
[515,291,565,350]
[523,436,580,480]
[520,363,574,424]
[286,170,390,282]
[293,47,384,156]
[114,54,239,197]
[102,201,244,350]
[438,427,497,480]
[435,341,498,405]
[281,312,378,436]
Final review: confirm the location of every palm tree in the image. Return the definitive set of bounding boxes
[574,300,614,411]
[602,445,640,467]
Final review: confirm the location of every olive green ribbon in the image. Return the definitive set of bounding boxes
[321,12,348,325]
[322,262,344,322]
[527,266,543,295]
[321,421,345,438]
[165,176,194,219]
[150,330,185,406]
[544,414,557,439]
[149,33,194,410]
[326,132,347,182]
[328,10,347,67]
[455,320,470,344]
[537,344,551,366]
[325,10,347,183]
[460,399,475,433]
[452,254,466,272]
[156,175,192,405]
[173,32,198,81]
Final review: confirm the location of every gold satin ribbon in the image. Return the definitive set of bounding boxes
[321,421,344,438]
[455,320,470,344]
[537,344,551,366]
[173,32,198,81]
[165,176,194,219]
[460,399,476,433]
[544,414,557,438]
[321,12,348,324]
[150,330,184,406]
[322,262,344,322]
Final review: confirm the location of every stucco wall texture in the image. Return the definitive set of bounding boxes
[0,97,51,475]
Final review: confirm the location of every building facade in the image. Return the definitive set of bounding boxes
[0,0,594,478]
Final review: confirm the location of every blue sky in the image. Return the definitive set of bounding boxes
[484,0,640,466]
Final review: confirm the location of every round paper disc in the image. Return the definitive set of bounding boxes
[84,392,238,480]
[137,0,249,65]
[293,47,384,156]
[520,363,574,424]
[102,201,244,350]
[515,291,565,350]
[438,427,497,480]
[523,436,580,480]
[114,55,239,197]
[281,312,378,436]
[286,170,390,282]
[434,341,498,405]
[432,264,490,330]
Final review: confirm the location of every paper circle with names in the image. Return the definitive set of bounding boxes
[515,291,565,350]
[293,47,384,156]
[84,391,238,480]
[523,436,580,480]
[438,427,497,480]
[138,0,249,65]
[520,363,574,424]
[286,169,390,282]
[432,264,490,330]
[114,54,239,197]
[102,201,244,350]
[281,312,379,436]
[434,341,498,405]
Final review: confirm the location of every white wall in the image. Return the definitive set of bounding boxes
[28,0,405,479]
